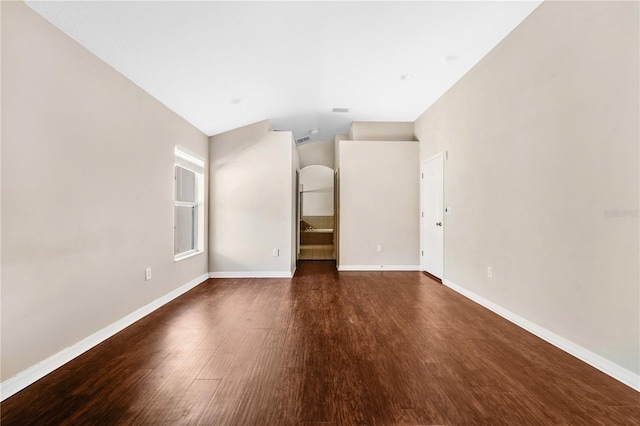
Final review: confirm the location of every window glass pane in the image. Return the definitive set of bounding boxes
[175,166,196,203]
[174,148,204,260]
[175,205,196,255]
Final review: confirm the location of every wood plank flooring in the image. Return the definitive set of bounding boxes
[2,261,639,425]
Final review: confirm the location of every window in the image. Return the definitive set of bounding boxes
[174,147,205,261]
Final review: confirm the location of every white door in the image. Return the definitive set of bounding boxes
[421,153,444,279]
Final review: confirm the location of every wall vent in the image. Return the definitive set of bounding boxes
[332,108,350,113]
[296,136,311,143]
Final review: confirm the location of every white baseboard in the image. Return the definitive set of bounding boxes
[443,278,640,392]
[209,270,294,278]
[338,265,420,271]
[0,272,210,401]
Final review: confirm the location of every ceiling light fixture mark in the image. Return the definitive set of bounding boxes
[400,73,413,80]
[441,55,459,63]
[332,108,350,113]
[230,98,242,105]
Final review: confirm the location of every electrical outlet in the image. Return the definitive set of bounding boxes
[145,267,152,281]
[376,244,382,252]
[487,266,493,278]
[272,248,279,257]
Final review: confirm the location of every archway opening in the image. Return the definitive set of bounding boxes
[298,165,335,260]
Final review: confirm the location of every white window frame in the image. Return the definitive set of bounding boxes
[174,147,205,261]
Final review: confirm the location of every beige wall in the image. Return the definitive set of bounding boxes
[350,121,416,141]
[292,139,300,272]
[338,140,419,269]
[300,165,334,217]
[0,1,3,324]
[334,134,349,170]
[209,121,295,276]
[1,1,209,381]
[297,140,334,169]
[415,1,639,374]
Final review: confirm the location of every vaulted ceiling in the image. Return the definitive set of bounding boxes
[26,1,542,141]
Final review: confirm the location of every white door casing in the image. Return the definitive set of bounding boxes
[421,153,444,278]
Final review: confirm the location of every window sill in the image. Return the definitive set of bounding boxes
[174,250,204,262]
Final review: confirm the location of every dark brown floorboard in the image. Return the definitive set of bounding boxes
[2,261,639,425]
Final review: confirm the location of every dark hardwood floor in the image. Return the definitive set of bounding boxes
[2,261,639,425]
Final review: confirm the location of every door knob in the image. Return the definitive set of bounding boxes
[436,222,442,226]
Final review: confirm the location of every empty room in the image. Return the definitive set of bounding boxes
[1,0,639,424]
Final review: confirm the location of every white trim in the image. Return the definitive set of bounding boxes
[209,271,294,278]
[442,278,640,392]
[337,265,421,271]
[174,200,197,208]
[0,273,210,401]
[174,249,204,262]
[423,151,444,163]
[174,146,205,170]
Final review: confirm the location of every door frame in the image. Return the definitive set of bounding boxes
[334,169,340,267]
[420,152,444,279]
[296,176,302,260]
[296,171,301,259]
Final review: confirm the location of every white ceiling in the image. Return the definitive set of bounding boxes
[25,0,542,141]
